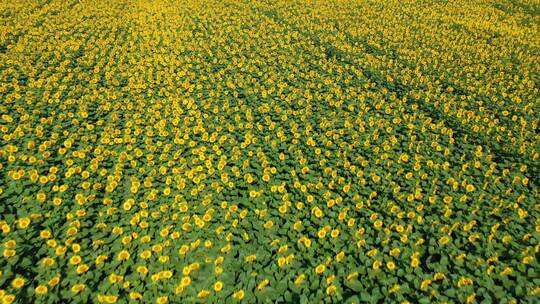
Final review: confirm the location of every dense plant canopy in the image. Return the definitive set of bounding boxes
[0,0,539,303]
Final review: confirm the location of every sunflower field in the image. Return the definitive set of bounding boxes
[0,0,539,303]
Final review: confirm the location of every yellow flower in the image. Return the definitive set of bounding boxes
[438,236,450,245]
[130,292,143,300]
[326,285,337,295]
[367,249,378,257]
[3,249,16,258]
[263,220,274,229]
[140,250,152,259]
[70,255,82,265]
[457,277,473,288]
[315,264,326,274]
[244,254,257,262]
[48,276,61,287]
[12,277,25,289]
[137,265,148,274]
[214,281,223,292]
[294,274,306,285]
[312,207,323,218]
[180,276,191,287]
[123,199,133,211]
[72,283,86,293]
[522,256,534,264]
[35,285,48,295]
[175,285,185,295]
[257,279,269,290]
[434,273,446,280]
[387,261,396,270]
[500,267,513,276]
[277,257,287,268]
[4,240,16,248]
[420,279,432,289]
[197,290,210,298]
[400,153,409,162]
[117,250,130,261]
[37,192,47,202]
[104,295,118,304]
[335,251,345,262]
[76,264,89,274]
[156,296,168,304]
[0,224,11,234]
[178,245,190,255]
[40,230,51,239]
[18,217,30,229]
[3,294,15,304]
[96,255,108,265]
[346,272,359,281]
[389,248,401,257]
[232,289,245,300]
